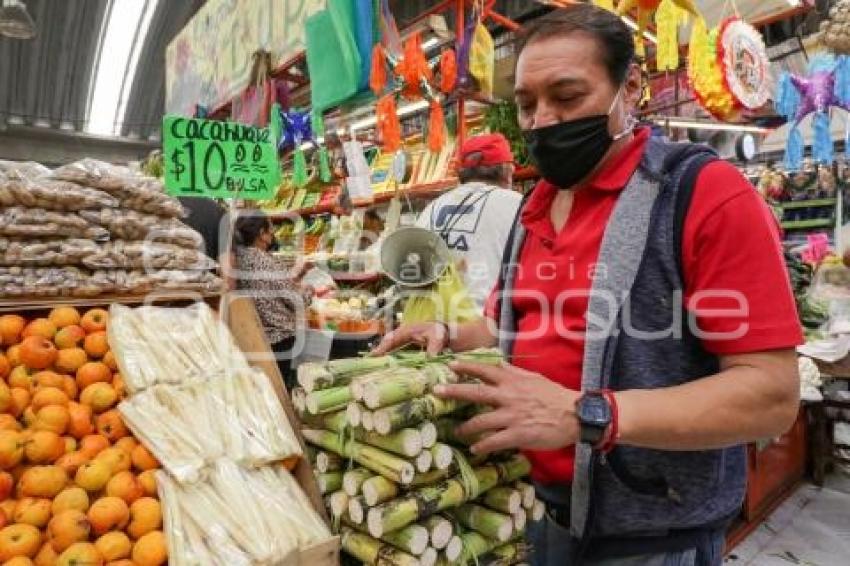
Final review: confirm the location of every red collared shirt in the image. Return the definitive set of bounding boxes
[486,128,802,484]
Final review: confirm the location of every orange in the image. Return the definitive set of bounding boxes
[51,487,90,516]
[54,349,87,375]
[79,384,116,414]
[105,472,143,506]
[55,542,102,566]
[7,366,32,391]
[112,439,136,456]
[31,388,69,411]
[93,532,129,562]
[101,352,117,372]
[0,354,9,380]
[74,461,112,493]
[0,384,10,415]
[130,531,165,566]
[5,555,35,566]
[19,337,57,371]
[75,364,111,392]
[5,347,21,368]
[53,326,85,350]
[19,466,67,498]
[8,389,30,419]
[0,471,12,501]
[55,452,89,477]
[48,308,81,330]
[0,431,24,470]
[0,316,25,347]
[136,471,156,498]
[22,320,56,341]
[61,377,77,403]
[78,436,109,459]
[0,415,19,432]
[94,413,127,444]
[46,510,90,553]
[23,431,65,464]
[31,372,64,392]
[93,449,129,475]
[63,437,76,454]
[82,333,108,360]
[66,404,94,441]
[87,497,128,536]
[33,406,70,436]
[34,542,58,566]
[129,446,157,472]
[0,500,14,523]
[110,375,124,400]
[80,310,108,334]
[12,498,52,528]
[126,498,160,540]
[0,524,41,562]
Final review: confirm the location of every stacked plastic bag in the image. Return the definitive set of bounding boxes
[108,303,330,563]
[0,158,220,298]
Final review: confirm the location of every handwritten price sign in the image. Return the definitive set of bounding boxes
[162,111,281,200]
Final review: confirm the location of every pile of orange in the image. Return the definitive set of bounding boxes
[0,306,166,566]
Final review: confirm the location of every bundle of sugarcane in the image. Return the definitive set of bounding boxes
[300,349,550,565]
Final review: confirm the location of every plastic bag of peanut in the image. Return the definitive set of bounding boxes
[0,177,119,211]
[0,238,100,267]
[0,207,109,241]
[81,241,217,271]
[78,209,202,249]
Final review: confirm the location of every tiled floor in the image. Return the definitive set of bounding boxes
[726,473,850,566]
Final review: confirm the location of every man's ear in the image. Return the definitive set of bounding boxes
[623,63,643,110]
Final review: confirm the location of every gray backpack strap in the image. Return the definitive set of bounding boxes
[496,192,532,359]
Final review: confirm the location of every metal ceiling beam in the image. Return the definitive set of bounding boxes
[0,125,156,167]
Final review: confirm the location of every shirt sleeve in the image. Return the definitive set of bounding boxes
[682,161,803,355]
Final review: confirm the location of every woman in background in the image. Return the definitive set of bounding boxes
[232,212,311,389]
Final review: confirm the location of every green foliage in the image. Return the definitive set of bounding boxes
[484,101,529,167]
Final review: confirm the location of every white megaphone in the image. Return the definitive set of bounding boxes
[380,227,451,288]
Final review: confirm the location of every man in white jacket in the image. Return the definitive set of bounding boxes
[416,133,522,313]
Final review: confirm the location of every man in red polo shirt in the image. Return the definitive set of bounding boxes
[376,5,801,565]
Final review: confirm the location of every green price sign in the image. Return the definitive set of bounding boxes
[162,110,281,200]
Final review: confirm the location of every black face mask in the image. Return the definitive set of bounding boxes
[522,90,634,189]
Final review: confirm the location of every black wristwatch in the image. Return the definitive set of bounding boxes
[576,391,613,447]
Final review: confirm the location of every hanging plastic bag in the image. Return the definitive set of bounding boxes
[468,18,495,96]
[306,0,361,112]
[353,0,377,90]
[231,51,274,127]
[402,263,481,324]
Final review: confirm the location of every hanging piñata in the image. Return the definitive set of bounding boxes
[688,18,741,122]
[610,0,701,64]
[717,18,771,111]
[775,54,850,170]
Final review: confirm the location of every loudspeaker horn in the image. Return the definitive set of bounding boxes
[380,226,450,288]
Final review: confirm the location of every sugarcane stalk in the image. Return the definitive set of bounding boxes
[420,546,438,566]
[348,495,368,525]
[341,528,419,566]
[316,451,342,473]
[297,363,334,393]
[306,385,353,414]
[422,516,453,550]
[457,530,504,565]
[515,481,535,510]
[366,455,531,537]
[302,429,416,485]
[346,402,363,427]
[329,490,350,518]
[344,468,374,496]
[430,443,454,470]
[451,504,514,542]
[531,499,545,522]
[317,471,343,495]
[409,452,488,487]
[419,421,438,449]
[381,523,430,556]
[482,542,531,566]
[513,507,527,532]
[415,449,434,473]
[361,410,375,432]
[291,386,307,415]
[362,365,457,410]
[359,427,423,458]
[483,487,522,515]
[373,395,467,435]
[444,535,463,562]
[328,356,395,379]
[302,409,349,432]
[362,475,400,507]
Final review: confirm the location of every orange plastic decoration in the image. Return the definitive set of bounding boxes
[370,44,387,96]
[439,49,457,94]
[376,95,402,152]
[397,32,432,99]
[427,100,446,152]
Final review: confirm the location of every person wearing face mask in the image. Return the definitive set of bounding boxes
[374,4,802,565]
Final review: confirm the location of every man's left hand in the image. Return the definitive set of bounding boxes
[436,361,582,455]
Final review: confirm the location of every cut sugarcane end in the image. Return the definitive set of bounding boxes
[431,443,453,470]
[329,491,350,518]
[349,498,365,525]
[428,517,452,550]
[419,422,437,448]
[516,481,535,509]
[346,402,362,427]
[420,546,438,566]
[363,476,399,507]
[415,450,434,473]
[373,411,391,435]
[531,500,545,522]
[396,525,430,556]
[361,410,375,432]
[401,430,424,457]
[343,469,372,496]
[514,508,527,532]
[496,519,515,542]
[445,535,463,562]
[398,463,416,485]
[367,508,385,538]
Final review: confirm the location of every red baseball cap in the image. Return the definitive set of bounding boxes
[459,133,514,168]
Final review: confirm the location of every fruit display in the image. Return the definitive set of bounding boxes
[295,349,542,565]
[309,293,383,334]
[0,305,167,565]
[0,159,221,299]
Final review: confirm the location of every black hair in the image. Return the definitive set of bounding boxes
[517,3,635,85]
[233,212,272,247]
[458,162,512,185]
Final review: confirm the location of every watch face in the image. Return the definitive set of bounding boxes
[579,395,611,427]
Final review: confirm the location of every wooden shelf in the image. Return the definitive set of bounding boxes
[778,198,837,210]
[781,218,834,230]
[0,290,223,313]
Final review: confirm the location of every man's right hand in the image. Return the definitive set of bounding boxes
[372,322,450,357]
